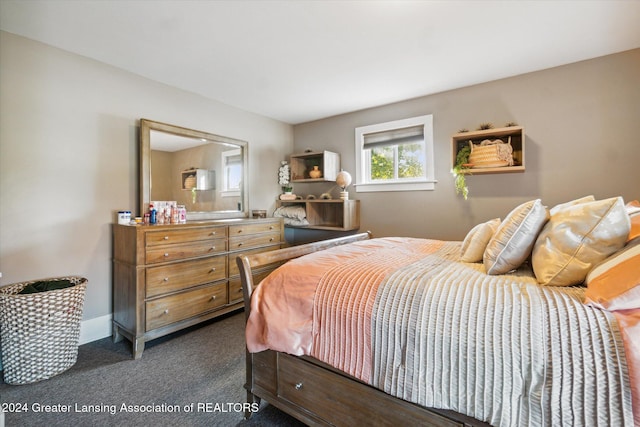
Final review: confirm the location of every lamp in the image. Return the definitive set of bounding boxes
[335,170,352,200]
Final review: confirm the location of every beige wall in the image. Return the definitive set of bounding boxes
[0,32,293,323]
[292,49,640,241]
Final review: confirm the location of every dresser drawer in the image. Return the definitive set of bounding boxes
[146,282,227,330]
[228,268,273,304]
[228,221,280,236]
[229,232,280,251]
[228,246,280,277]
[277,353,463,427]
[146,226,226,247]
[146,239,226,264]
[146,255,227,298]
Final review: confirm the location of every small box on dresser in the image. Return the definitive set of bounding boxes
[112,217,283,358]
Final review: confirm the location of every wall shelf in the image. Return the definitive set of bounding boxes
[181,168,215,190]
[451,126,525,174]
[290,151,340,182]
[276,199,360,231]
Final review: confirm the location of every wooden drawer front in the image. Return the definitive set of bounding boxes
[146,227,226,247]
[228,268,272,304]
[277,354,463,427]
[228,246,280,277]
[228,221,280,236]
[145,239,226,264]
[146,282,227,330]
[146,256,227,298]
[228,278,244,304]
[229,232,280,251]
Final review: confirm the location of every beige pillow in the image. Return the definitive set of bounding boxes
[460,218,501,262]
[549,195,595,216]
[484,199,549,275]
[532,197,630,286]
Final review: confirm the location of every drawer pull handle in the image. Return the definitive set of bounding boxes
[237,229,243,233]
[238,242,243,246]
[210,231,216,236]
[210,267,216,272]
[269,237,274,242]
[210,295,217,301]
[211,246,216,251]
[163,236,169,240]
[163,277,169,282]
[163,309,169,315]
[295,382,303,390]
[269,226,274,230]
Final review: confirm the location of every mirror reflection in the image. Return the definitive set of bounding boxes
[140,119,248,220]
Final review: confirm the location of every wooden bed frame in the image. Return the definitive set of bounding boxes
[236,232,489,427]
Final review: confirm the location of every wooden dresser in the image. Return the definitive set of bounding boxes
[113,217,283,358]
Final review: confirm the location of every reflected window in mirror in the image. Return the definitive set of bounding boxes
[222,149,242,197]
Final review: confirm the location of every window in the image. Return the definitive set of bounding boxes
[355,115,435,192]
[221,149,242,196]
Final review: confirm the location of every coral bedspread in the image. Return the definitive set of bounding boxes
[246,237,638,426]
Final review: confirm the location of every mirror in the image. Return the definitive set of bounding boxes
[140,119,248,221]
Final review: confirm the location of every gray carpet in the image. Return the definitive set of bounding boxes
[0,311,306,426]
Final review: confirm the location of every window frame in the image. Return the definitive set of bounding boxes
[355,114,436,192]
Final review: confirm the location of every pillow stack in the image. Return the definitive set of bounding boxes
[273,205,309,226]
[459,197,635,300]
[532,196,630,287]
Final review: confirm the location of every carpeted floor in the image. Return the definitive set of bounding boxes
[0,311,305,426]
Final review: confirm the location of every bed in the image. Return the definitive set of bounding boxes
[237,197,640,426]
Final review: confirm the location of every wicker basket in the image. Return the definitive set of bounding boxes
[0,276,87,385]
[468,137,514,168]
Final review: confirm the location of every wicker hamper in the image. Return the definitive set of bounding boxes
[0,276,87,385]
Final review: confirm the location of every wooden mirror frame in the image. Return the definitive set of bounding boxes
[139,118,249,220]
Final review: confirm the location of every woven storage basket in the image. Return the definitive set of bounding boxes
[0,276,87,385]
[468,137,514,168]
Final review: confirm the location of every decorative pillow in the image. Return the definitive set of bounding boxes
[626,200,640,241]
[549,195,595,216]
[484,199,549,275]
[532,197,631,286]
[584,237,640,311]
[460,218,501,263]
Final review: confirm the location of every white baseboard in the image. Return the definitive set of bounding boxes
[79,314,113,345]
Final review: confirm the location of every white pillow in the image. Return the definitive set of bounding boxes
[460,218,501,263]
[484,199,549,275]
[532,197,630,286]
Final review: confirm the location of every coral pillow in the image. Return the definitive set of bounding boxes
[532,197,630,286]
[584,237,640,311]
[460,218,501,263]
[484,199,549,275]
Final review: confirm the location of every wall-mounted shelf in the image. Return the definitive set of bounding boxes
[451,126,525,174]
[276,199,360,231]
[181,168,215,190]
[290,151,340,182]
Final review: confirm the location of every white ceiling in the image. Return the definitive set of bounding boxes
[1,0,639,124]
